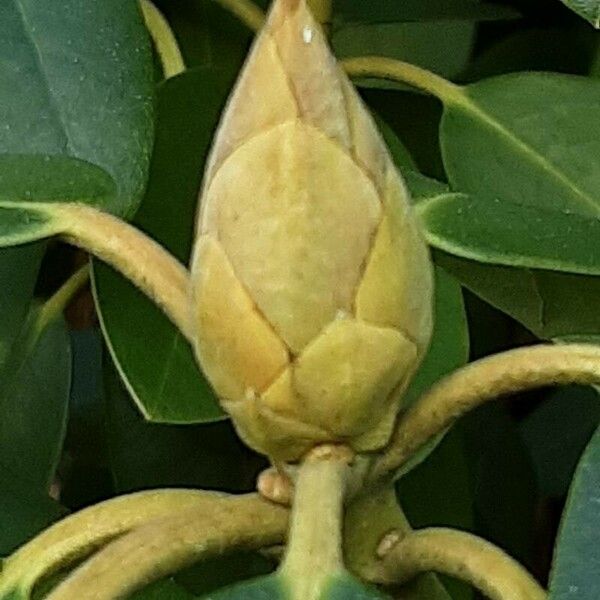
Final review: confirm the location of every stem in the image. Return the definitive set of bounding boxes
[212,0,265,32]
[51,203,194,343]
[369,343,600,483]
[342,56,464,105]
[381,528,547,600]
[46,495,288,600]
[280,445,353,600]
[0,490,223,597]
[36,263,90,334]
[139,0,186,78]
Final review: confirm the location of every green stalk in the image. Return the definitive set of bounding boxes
[370,343,600,484]
[51,202,194,342]
[342,56,463,106]
[280,446,352,600]
[139,0,186,78]
[36,264,90,335]
[0,490,223,598]
[381,528,547,600]
[307,0,332,28]
[212,0,265,32]
[46,495,288,600]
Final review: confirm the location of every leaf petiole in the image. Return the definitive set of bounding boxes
[380,528,547,600]
[370,343,600,484]
[139,0,186,79]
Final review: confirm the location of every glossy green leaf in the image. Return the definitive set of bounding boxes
[463,405,538,569]
[0,156,117,246]
[0,309,71,496]
[462,28,597,81]
[0,465,66,556]
[559,0,600,27]
[94,67,231,423]
[334,21,476,81]
[0,245,43,365]
[333,0,519,24]
[549,424,600,599]
[204,572,388,600]
[403,268,469,408]
[417,193,600,275]
[398,427,474,600]
[376,117,417,171]
[441,73,600,218]
[105,366,263,494]
[174,552,273,597]
[520,385,600,498]
[203,574,285,599]
[396,267,469,475]
[0,236,68,559]
[320,573,387,599]
[436,253,600,341]
[0,0,153,228]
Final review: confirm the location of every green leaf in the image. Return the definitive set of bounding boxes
[417,193,600,275]
[174,553,273,597]
[559,0,600,27]
[320,573,387,599]
[436,253,600,341]
[202,574,285,599]
[441,73,600,218]
[520,385,600,498]
[105,366,263,494]
[333,21,477,81]
[0,245,43,365]
[404,268,469,408]
[463,405,538,569]
[0,465,66,556]
[462,28,598,81]
[0,309,71,496]
[94,67,232,424]
[0,156,117,246]
[398,427,474,600]
[333,0,520,24]
[375,117,417,171]
[0,0,153,224]
[549,424,600,599]
[204,572,389,600]
[396,267,469,475]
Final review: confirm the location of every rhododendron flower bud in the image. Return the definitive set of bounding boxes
[191,0,434,461]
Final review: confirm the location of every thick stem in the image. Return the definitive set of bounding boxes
[212,0,265,32]
[52,203,194,342]
[370,343,600,483]
[280,445,353,600]
[0,490,223,597]
[139,0,186,78]
[342,56,464,105]
[381,528,547,600]
[46,495,288,600]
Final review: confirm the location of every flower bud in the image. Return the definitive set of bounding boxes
[191,0,434,461]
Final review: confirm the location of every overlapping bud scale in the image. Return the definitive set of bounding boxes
[191,0,434,461]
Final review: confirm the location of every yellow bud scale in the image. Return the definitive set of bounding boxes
[191,0,434,461]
